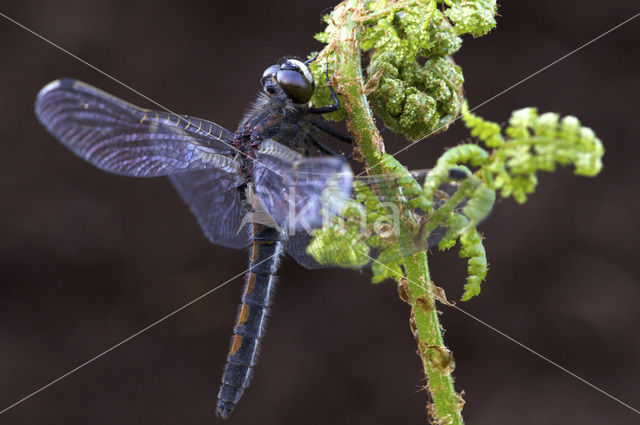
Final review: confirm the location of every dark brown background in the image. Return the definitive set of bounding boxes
[1,1,638,424]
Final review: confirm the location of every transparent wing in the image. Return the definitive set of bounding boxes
[248,138,483,270]
[35,78,250,248]
[169,171,250,249]
[252,139,353,232]
[282,169,485,270]
[34,78,239,177]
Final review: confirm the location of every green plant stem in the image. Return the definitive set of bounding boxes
[330,1,385,175]
[328,1,463,423]
[403,253,462,425]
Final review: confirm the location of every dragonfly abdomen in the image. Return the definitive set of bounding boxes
[216,224,281,419]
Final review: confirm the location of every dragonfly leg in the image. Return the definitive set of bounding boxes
[311,120,353,144]
[308,136,341,156]
[304,51,320,65]
[308,62,341,115]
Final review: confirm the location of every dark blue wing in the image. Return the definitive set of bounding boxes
[253,139,353,233]
[282,170,487,270]
[34,78,239,177]
[169,171,250,249]
[35,78,250,248]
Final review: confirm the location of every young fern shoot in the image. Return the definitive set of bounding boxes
[305,1,603,424]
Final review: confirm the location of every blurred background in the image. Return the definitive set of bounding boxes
[0,1,638,424]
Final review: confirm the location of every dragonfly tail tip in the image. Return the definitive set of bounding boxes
[216,403,234,420]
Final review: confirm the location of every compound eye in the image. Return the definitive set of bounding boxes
[262,64,280,80]
[261,64,281,94]
[277,69,313,104]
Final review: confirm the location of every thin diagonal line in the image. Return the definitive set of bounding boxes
[453,305,640,415]
[0,11,463,182]
[2,5,636,416]
[360,249,640,415]
[0,11,283,176]
[357,11,640,178]
[0,252,278,416]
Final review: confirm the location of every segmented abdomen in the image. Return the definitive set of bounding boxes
[216,224,281,419]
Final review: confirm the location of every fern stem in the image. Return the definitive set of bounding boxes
[329,1,463,423]
[403,253,462,425]
[330,1,385,174]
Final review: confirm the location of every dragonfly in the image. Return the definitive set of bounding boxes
[34,57,477,418]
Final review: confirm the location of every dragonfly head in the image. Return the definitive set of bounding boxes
[261,58,315,105]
